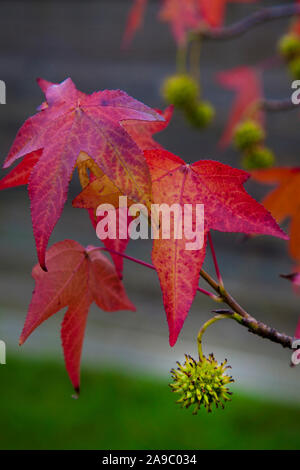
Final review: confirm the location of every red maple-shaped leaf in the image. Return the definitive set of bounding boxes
[217,66,264,148]
[123,0,258,45]
[252,167,300,265]
[73,175,134,279]
[19,240,135,391]
[89,206,134,280]
[1,78,162,269]
[159,0,203,45]
[122,106,173,151]
[123,0,149,48]
[144,149,287,346]
[0,150,42,189]
[73,161,135,278]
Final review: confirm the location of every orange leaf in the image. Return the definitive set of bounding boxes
[252,167,300,263]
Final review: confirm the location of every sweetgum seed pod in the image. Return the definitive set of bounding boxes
[242,147,275,170]
[278,34,300,60]
[289,57,300,80]
[233,119,265,151]
[162,74,199,109]
[170,354,234,414]
[185,101,215,128]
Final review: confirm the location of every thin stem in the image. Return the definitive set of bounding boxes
[91,246,293,350]
[197,313,240,360]
[208,232,223,286]
[195,4,300,41]
[189,37,201,86]
[176,45,187,74]
[96,246,217,299]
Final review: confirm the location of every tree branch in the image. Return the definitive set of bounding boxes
[200,270,293,349]
[196,4,300,41]
[213,309,293,349]
[94,246,293,350]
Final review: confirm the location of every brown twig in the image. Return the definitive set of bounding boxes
[200,270,293,349]
[195,4,300,41]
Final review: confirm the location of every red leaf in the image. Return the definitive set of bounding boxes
[73,169,135,278]
[2,78,162,269]
[19,240,135,391]
[123,0,149,48]
[0,150,42,189]
[252,167,300,264]
[122,106,173,151]
[87,204,133,280]
[159,0,202,45]
[144,149,287,346]
[217,66,264,148]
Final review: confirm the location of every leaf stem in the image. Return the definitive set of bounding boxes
[208,232,223,286]
[96,246,217,299]
[197,313,241,360]
[176,45,187,74]
[92,246,293,350]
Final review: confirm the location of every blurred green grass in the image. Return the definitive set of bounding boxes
[0,355,300,450]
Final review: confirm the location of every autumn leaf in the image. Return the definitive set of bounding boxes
[122,106,173,151]
[1,77,163,269]
[252,166,300,265]
[159,0,202,45]
[19,240,135,391]
[217,66,264,148]
[144,149,287,346]
[72,104,174,277]
[123,0,149,48]
[0,150,42,189]
[123,0,258,45]
[72,159,135,278]
[73,178,134,279]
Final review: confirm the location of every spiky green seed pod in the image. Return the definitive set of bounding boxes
[242,146,275,170]
[185,101,215,128]
[170,354,234,414]
[233,120,265,151]
[278,34,300,60]
[289,56,300,80]
[162,74,199,109]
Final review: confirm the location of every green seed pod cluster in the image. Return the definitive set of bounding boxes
[278,33,300,80]
[170,354,234,414]
[278,33,300,60]
[185,101,215,129]
[162,74,199,109]
[162,74,214,129]
[233,119,265,151]
[233,119,275,169]
[289,56,300,80]
[242,147,275,170]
